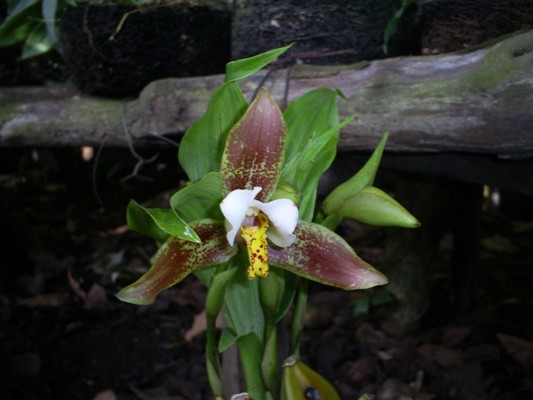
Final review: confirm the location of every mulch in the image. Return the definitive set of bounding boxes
[1,148,532,399]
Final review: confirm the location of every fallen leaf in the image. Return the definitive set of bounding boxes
[67,270,86,300]
[498,333,533,368]
[85,283,108,310]
[441,326,471,348]
[91,390,117,400]
[17,294,65,308]
[348,356,377,382]
[418,344,463,369]
[376,378,415,400]
[356,322,386,345]
[98,225,129,237]
[480,235,518,253]
[67,271,108,309]
[184,309,223,342]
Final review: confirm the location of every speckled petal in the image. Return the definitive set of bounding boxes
[220,88,286,202]
[268,221,388,290]
[116,220,237,305]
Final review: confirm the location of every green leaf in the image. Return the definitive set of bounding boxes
[0,4,40,47]
[259,270,283,321]
[225,44,293,83]
[206,267,238,320]
[321,133,388,216]
[281,88,347,220]
[117,220,237,305]
[351,295,370,316]
[383,0,415,54]
[337,186,420,228]
[288,279,308,355]
[205,267,238,397]
[223,253,265,341]
[178,82,248,182]
[170,172,223,222]
[9,0,39,15]
[283,88,339,169]
[41,0,58,45]
[283,117,353,220]
[274,270,296,323]
[193,264,218,287]
[218,327,238,353]
[127,199,201,243]
[21,22,55,59]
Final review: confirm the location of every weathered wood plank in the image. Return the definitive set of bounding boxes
[1,29,532,160]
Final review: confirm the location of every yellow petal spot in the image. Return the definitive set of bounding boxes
[240,212,270,279]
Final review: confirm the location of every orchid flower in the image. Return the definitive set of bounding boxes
[117,88,387,305]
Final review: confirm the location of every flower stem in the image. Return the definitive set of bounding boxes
[238,332,266,400]
[289,279,309,356]
[259,272,284,395]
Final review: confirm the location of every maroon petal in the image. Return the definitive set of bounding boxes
[220,88,286,202]
[117,220,237,305]
[269,221,388,290]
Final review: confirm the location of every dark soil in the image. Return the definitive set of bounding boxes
[1,147,532,400]
[60,4,231,97]
[232,0,421,66]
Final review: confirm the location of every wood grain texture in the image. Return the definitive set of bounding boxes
[1,30,532,160]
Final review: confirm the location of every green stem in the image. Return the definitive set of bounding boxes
[261,321,278,395]
[238,332,266,400]
[205,266,238,397]
[289,279,308,356]
[206,323,223,397]
[259,272,283,396]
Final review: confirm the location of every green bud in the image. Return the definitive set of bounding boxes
[281,356,341,400]
[322,133,388,215]
[338,186,420,228]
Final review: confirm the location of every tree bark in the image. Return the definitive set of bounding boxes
[1,29,532,160]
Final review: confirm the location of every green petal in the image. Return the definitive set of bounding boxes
[269,221,387,290]
[339,186,421,228]
[220,88,286,202]
[117,220,237,305]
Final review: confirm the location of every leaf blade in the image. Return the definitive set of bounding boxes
[127,199,201,243]
[225,44,292,83]
[178,82,248,182]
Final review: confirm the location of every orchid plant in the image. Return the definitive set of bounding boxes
[117,45,419,400]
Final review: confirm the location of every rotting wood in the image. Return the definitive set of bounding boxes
[1,29,532,160]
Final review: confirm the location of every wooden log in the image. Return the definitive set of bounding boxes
[1,29,532,161]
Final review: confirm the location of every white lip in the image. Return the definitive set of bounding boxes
[220,187,298,247]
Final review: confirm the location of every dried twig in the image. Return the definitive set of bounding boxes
[120,101,159,182]
[142,130,180,148]
[92,133,108,206]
